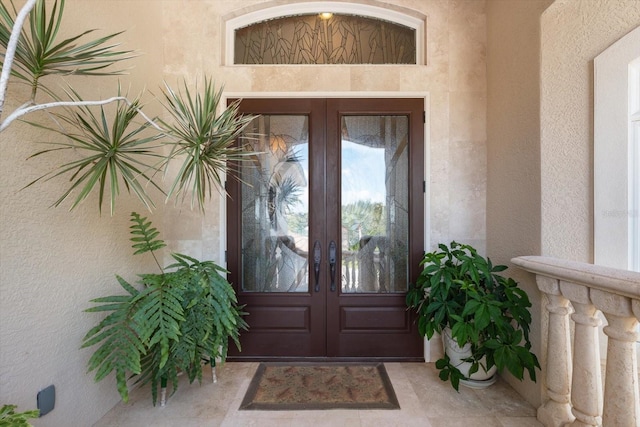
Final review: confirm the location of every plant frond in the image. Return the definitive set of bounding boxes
[81,288,144,403]
[0,0,135,98]
[0,404,40,425]
[22,88,164,215]
[129,212,166,256]
[132,275,184,368]
[158,77,257,211]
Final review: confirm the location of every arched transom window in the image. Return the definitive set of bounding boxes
[224,2,425,65]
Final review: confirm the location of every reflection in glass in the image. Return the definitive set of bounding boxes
[240,116,309,292]
[341,116,409,293]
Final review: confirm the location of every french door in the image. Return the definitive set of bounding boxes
[227,98,424,360]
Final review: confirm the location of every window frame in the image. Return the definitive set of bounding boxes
[594,25,640,271]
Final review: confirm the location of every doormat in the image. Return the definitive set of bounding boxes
[239,362,400,410]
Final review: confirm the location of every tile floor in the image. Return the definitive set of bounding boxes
[94,362,542,427]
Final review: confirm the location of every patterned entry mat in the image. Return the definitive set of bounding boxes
[239,362,400,410]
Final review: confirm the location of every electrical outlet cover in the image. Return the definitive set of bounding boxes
[37,385,55,417]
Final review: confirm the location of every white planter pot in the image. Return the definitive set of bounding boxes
[442,328,497,389]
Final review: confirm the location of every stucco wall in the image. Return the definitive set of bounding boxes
[486,0,552,408]
[0,2,165,426]
[1,0,488,425]
[540,0,640,261]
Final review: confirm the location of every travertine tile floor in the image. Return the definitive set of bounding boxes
[94,362,542,427]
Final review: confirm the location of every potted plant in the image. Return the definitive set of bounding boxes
[406,241,539,390]
[82,212,248,406]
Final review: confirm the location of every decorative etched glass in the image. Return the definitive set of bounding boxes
[341,116,409,293]
[240,115,309,292]
[234,14,416,65]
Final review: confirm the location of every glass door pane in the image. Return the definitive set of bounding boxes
[340,115,409,293]
[240,115,309,292]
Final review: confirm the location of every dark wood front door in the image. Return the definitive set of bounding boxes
[227,98,424,360]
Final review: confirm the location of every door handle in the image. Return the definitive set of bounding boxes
[329,241,337,292]
[313,240,321,292]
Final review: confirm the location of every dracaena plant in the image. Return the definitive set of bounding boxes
[1,0,256,214]
[159,78,256,210]
[406,241,539,390]
[0,0,133,100]
[81,212,248,405]
[22,85,165,214]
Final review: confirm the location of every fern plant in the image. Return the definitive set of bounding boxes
[0,405,39,427]
[82,212,248,405]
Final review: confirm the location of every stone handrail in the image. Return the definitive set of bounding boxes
[511,256,640,427]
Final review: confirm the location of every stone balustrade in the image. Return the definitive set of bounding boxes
[511,256,640,427]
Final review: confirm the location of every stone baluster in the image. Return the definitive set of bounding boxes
[591,289,640,427]
[512,256,640,427]
[537,276,575,426]
[560,281,603,427]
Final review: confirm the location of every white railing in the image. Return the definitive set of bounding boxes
[511,256,640,427]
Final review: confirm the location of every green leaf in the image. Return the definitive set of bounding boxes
[435,357,448,370]
[81,295,144,403]
[461,299,481,317]
[132,277,184,368]
[0,0,134,96]
[0,404,39,426]
[450,368,461,391]
[129,212,167,255]
[483,339,501,350]
[473,302,492,331]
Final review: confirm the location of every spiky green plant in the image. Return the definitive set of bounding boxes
[0,405,39,427]
[159,78,255,211]
[23,86,164,215]
[0,0,133,100]
[82,212,248,405]
[2,1,256,214]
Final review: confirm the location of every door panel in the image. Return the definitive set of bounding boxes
[325,98,424,358]
[227,98,424,360]
[227,99,326,357]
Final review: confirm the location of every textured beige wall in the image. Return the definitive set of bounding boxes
[1,0,488,425]
[486,0,552,408]
[540,0,640,261]
[0,2,165,426]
